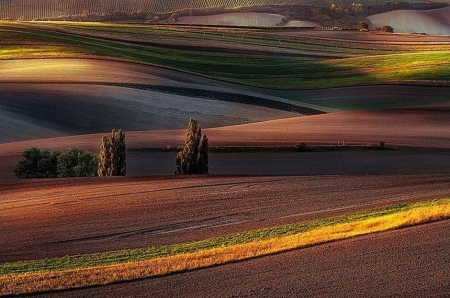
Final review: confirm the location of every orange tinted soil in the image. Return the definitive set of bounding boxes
[1,173,449,263]
[46,220,450,298]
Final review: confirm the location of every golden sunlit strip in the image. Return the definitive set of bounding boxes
[1,199,449,296]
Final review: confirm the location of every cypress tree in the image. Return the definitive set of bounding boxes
[98,129,126,176]
[111,129,126,176]
[198,134,209,175]
[98,135,112,176]
[176,118,209,175]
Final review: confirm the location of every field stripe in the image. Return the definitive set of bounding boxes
[1,198,449,296]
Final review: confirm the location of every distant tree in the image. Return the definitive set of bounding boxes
[98,136,112,177]
[57,147,98,177]
[197,134,209,175]
[14,147,60,179]
[295,142,309,152]
[357,20,369,31]
[98,129,126,176]
[381,25,394,33]
[176,118,209,175]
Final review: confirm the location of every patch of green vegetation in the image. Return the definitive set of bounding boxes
[1,22,449,91]
[1,198,448,276]
[0,45,78,58]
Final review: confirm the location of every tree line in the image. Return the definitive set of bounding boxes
[14,118,209,179]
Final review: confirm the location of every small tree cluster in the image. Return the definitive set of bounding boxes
[98,129,126,176]
[381,25,394,33]
[295,142,310,152]
[375,25,394,33]
[357,20,369,31]
[58,148,99,177]
[175,117,209,175]
[14,147,98,179]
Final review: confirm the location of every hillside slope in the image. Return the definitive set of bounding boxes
[369,6,450,35]
[0,0,448,20]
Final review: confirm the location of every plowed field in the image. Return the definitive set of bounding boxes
[2,173,450,263]
[38,220,450,298]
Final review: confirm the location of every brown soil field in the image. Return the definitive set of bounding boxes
[39,219,450,298]
[2,173,450,263]
[0,103,448,179]
[177,13,285,27]
[0,83,298,143]
[176,12,318,27]
[368,6,450,35]
[1,104,446,153]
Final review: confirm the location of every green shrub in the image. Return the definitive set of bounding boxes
[14,147,60,179]
[57,147,98,177]
[14,147,98,179]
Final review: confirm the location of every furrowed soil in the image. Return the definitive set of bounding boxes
[1,173,450,263]
[37,219,450,298]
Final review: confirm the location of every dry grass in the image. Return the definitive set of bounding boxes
[1,199,449,296]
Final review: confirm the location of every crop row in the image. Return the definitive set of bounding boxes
[0,0,425,20]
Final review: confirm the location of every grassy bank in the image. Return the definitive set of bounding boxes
[1,198,449,296]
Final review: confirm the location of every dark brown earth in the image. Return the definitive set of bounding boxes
[34,219,450,298]
[0,103,448,179]
[2,173,449,263]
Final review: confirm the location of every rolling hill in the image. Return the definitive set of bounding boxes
[368,6,450,35]
[0,0,448,21]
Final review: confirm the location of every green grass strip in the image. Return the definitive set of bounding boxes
[1,198,449,276]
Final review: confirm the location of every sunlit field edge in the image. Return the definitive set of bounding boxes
[1,198,449,296]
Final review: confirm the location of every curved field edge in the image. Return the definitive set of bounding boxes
[1,23,449,90]
[1,198,449,296]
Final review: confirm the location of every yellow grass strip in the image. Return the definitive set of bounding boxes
[1,202,449,296]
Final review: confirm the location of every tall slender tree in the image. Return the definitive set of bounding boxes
[97,135,112,176]
[98,129,126,176]
[197,134,209,175]
[111,129,126,176]
[176,118,209,175]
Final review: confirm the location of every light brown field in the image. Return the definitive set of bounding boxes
[177,13,285,27]
[176,12,318,27]
[368,6,450,35]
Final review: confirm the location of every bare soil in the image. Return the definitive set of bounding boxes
[38,220,450,298]
[368,6,450,35]
[177,13,286,27]
[0,102,448,179]
[0,83,299,143]
[1,173,450,263]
